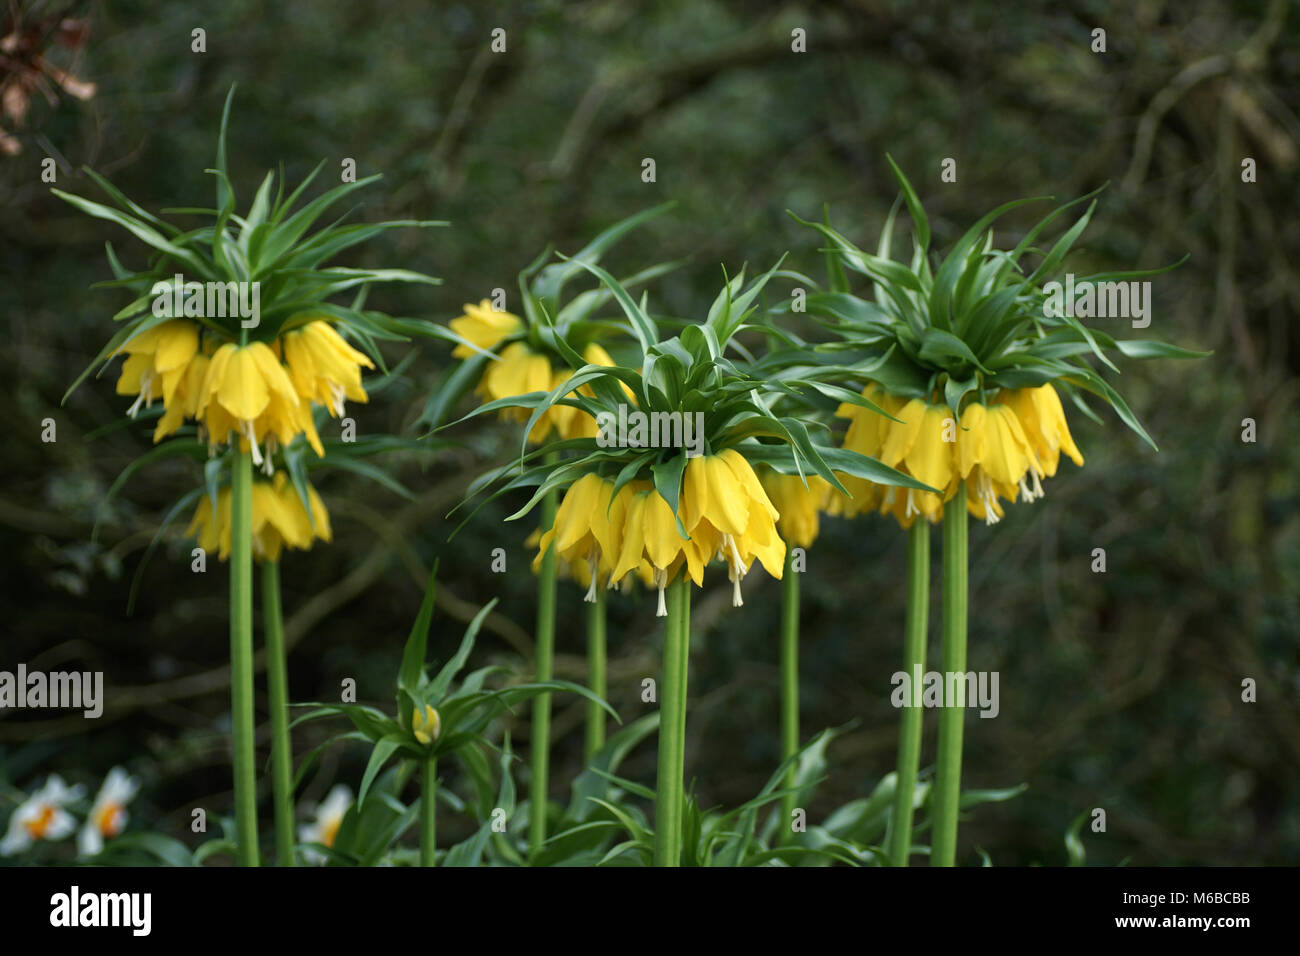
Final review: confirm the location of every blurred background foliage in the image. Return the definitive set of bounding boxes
[1,0,1297,864]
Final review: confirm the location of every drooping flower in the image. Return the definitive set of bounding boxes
[562,450,784,615]
[114,320,203,441]
[832,381,1085,528]
[0,775,84,856]
[550,343,623,441]
[282,320,375,418]
[478,341,556,443]
[450,299,523,358]
[532,473,625,601]
[186,471,332,562]
[456,299,622,444]
[76,767,140,857]
[758,468,831,549]
[197,341,324,466]
[412,705,441,745]
[299,784,352,865]
[153,350,212,443]
[993,383,1084,479]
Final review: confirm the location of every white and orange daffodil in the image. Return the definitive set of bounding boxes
[0,775,84,856]
[299,784,353,865]
[77,767,140,857]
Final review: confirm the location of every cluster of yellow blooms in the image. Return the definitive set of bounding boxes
[115,317,374,465]
[828,383,1084,527]
[451,299,619,444]
[527,384,1083,606]
[186,471,332,563]
[115,317,371,562]
[532,451,786,615]
[757,468,831,550]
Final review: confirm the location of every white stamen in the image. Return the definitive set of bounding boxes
[721,533,748,607]
[905,489,919,518]
[979,473,1001,526]
[329,382,346,418]
[584,548,599,603]
[243,421,264,466]
[654,568,667,617]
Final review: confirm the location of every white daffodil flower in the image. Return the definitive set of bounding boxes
[77,767,140,857]
[298,784,352,865]
[1,775,85,856]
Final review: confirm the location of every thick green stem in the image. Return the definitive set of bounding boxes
[262,560,295,866]
[675,581,690,784]
[888,520,930,866]
[654,575,690,866]
[528,471,558,855]
[779,547,800,842]
[229,451,259,866]
[933,485,968,867]
[420,756,437,866]
[585,587,607,761]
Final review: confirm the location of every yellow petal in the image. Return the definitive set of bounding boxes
[216,346,270,422]
[880,398,926,467]
[903,405,956,491]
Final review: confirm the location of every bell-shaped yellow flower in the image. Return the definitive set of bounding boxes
[828,384,900,519]
[994,384,1084,478]
[834,391,955,527]
[550,343,625,441]
[835,381,1087,529]
[547,451,786,616]
[758,469,830,549]
[114,320,201,439]
[152,351,210,443]
[197,342,324,466]
[477,341,557,443]
[186,471,331,562]
[412,704,441,745]
[532,473,626,600]
[450,299,523,359]
[282,320,375,417]
[678,449,784,608]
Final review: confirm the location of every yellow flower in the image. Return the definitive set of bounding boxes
[450,299,523,359]
[540,451,786,615]
[677,449,784,608]
[550,343,624,441]
[282,320,375,417]
[832,382,1088,529]
[532,472,625,600]
[412,704,441,745]
[609,481,710,615]
[994,384,1084,478]
[759,468,830,548]
[152,351,210,442]
[478,341,557,443]
[186,471,332,562]
[825,384,899,518]
[197,341,324,466]
[959,402,1039,523]
[831,388,954,527]
[114,320,201,439]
